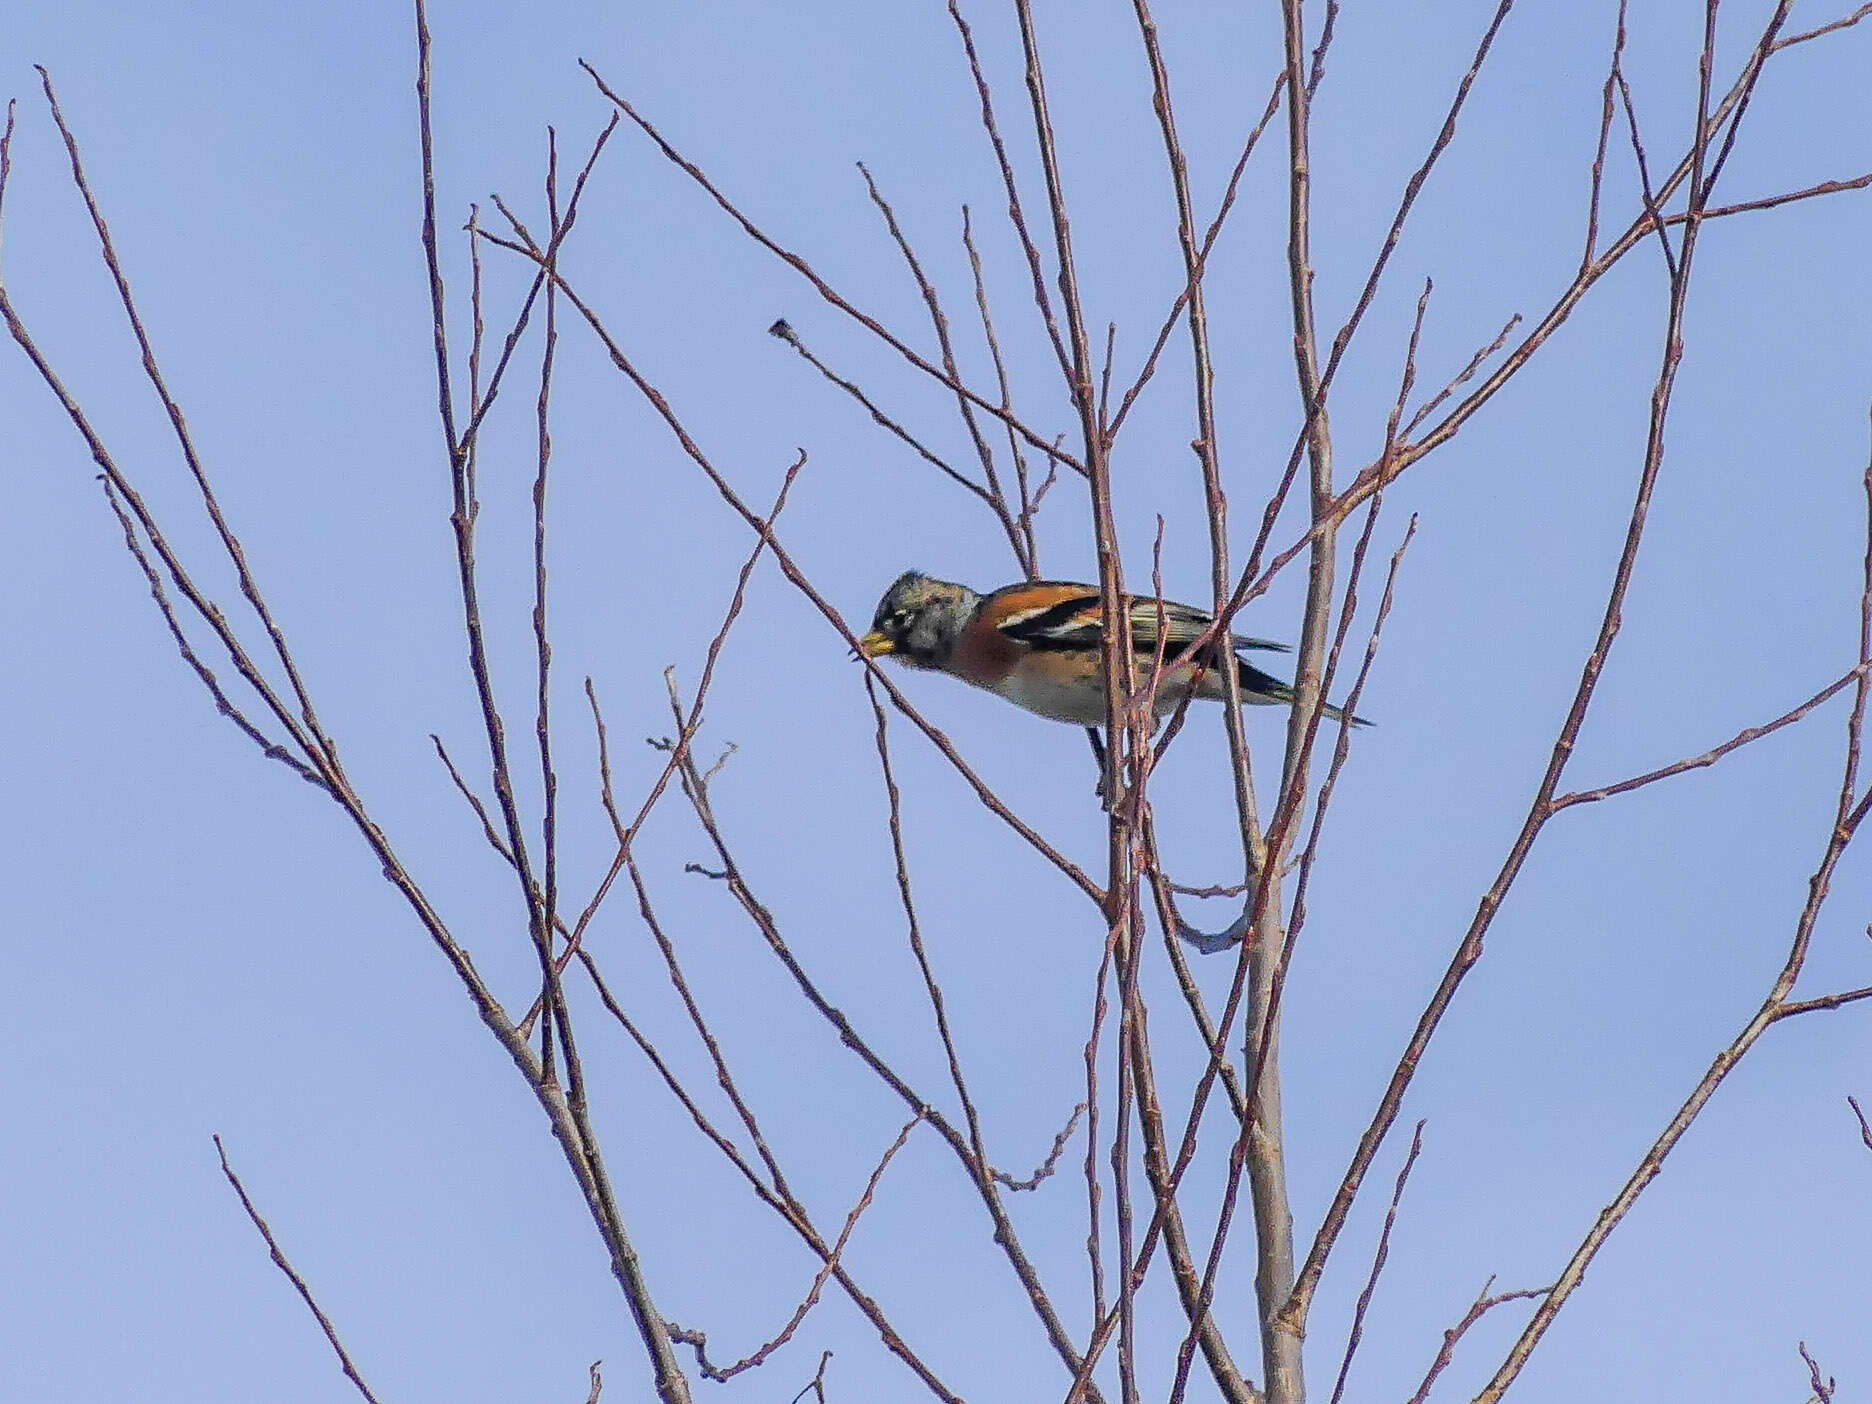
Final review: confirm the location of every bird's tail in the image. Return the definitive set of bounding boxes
[1237,657,1372,727]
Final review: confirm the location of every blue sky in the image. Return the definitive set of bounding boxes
[5,2,1872,1401]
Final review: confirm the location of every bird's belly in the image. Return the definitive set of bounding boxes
[988,669,1197,726]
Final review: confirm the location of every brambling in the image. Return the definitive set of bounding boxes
[858,571,1366,728]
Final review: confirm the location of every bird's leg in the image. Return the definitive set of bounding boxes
[1085,727,1112,806]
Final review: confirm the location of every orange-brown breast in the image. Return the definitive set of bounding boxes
[949,614,1025,686]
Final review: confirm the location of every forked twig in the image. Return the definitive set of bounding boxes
[1800,1342,1837,1404]
[1405,1280,1548,1404]
[582,59,1083,477]
[1553,667,1866,810]
[667,1114,923,1383]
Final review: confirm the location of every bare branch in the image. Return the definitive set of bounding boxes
[581,60,1084,476]
[1772,985,1872,1021]
[1580,0,1627,270]
[97,477,324,788]
[647,682,1105,1400]
[667,1114,922,1383]
[1475,187,1868,1404]
[481,215,1105,905]
[962,206,1046,573]
[1800,1342,1837,1404]
[1404,1280,1547,1404]
[1553,668,1865,811]
[1107,69,1286,442]
[945,0,1073,383]
[857,163,1032,566]
[1286,5,1751,1343]
[213,1136,385,1404]
[789,1352,835,1404]
[993,1103,1087,1193]
[1305,0,1342,98]
[1327,1123,1425,1404]
[766,319,998,505]
[34,67,340,767]
[565,450,807,961]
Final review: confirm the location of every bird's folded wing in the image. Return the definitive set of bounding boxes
[990,584,1288,656]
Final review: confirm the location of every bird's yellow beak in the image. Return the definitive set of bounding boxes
[857,631,895,659]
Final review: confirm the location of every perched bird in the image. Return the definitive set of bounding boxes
[858,571,1366,728]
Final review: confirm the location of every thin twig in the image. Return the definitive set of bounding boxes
[766,319,995,504]
[857,163,1030,565]
[36,67,340,769]
[1615,59,1680,283]
[580,697,959,1401]
[962,206,1044,574]
[994,1104,1087,1193]
[561,450,807,970]
[1327,1123,1425,1404]
[213,1136,385,1404]
[667,1114,922,1382]
[97,477,324,788]
[583,59,1083,476]
[1553,668,1865,810]
[533,127,566,1081]
[789,1351,834,1404]
[864,674,1003,1212]
[1405,1280,1548,1404]
[1287,5,1760,1348]
[645,680,1103,1400]
[1108,69,1286,442]
[945,0,1073,383]
[481,215,1104,906]
[1774,1,1872,50]
[1800,1343,1837,1404]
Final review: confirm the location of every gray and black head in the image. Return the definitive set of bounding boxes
[858,571,980,669]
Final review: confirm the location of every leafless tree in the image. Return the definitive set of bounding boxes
[5,2,1871,1401]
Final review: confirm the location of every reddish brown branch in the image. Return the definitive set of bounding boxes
[1107,69,1287,443]
[790,1351,835,1404]
[945,0,1073,384]
[646,682,1105,1400]
[214,1136,385,1404]
[667,1114,922,1383]
[479,217,1104,905]
[857,163,1032,567]
[35,67,340,769]
[1405,1280,1547,1404]
[1553,668,1865,811]
[581,60,1083,477]
[962,206,1047,573]
[578,692,961,1402]
[1327,1123,1425,1404]
[766,319,996,505]
[97,477,323,788]
[1285,6,1754,1349]
[560,450,807,971]
[1473,133,1871,1404]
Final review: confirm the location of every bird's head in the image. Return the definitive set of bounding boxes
[857,571,979,669]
